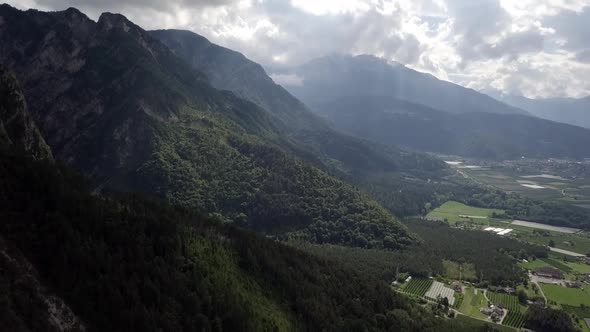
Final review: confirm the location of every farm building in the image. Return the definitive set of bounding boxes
[566,281,582,288]
[534,267,563,279]
[489,286,515,294]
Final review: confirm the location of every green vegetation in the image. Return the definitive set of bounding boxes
[525,305,578,332]
[293,220,546,285]
[458,288,488,319]
[443,260,477,281]
[0,150,489,332]
[448,314,516,332]
[487,292,526,328]
[541,284,590,307]
[514,227,590,255]
[426,201,505,224]
[503,311,525,329]
[401,279,433,297]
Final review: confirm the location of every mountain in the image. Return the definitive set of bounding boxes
[151,29,477,217]
[0,146,496,332]
[499,94,590,129]
[280,54,527,116]
[0,65,52,160]
[0,5,419,248]
[150,29,319,131]
[0,28,496,330]
[314,95,590,160]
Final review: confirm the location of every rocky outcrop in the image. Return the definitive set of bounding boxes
[0,237,84,331]
[0,65,52,160]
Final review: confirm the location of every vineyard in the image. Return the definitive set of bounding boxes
[401,279,433,297]
[488,292,526,328]
[503,310,525,329]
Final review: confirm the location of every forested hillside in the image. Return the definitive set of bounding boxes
[151,29,480,218]
[0,5,416,248]
[0,149,502,332]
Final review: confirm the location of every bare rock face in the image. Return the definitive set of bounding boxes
[0,237,84,332]
[0,65,52,160]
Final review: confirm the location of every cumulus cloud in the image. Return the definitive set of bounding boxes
[6,0,590,98]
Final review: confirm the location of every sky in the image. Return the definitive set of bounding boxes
[8,0,590,99]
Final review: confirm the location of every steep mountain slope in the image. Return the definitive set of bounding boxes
[0,53,493,331]
[151,29,446,175]
[0,5,413,248]
[150,29,319,131]
[281,54,527,116]
[315,95,590,160]
[500,94,590,129]
[0,149,489,332]
[151,29,473,217]
[0,65,52,160]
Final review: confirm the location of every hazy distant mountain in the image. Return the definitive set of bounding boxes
[498,94,590,129]
[282,54,528,116]
[314,95,590,160]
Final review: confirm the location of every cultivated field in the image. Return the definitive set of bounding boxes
[511,220,580,233]
[487,292,526,329]
[460,166,590,205]
[401,279,433,297]
[427,201,504,225]
[540,284,590,306]
[458,287,488,319]
[511,226,590,256]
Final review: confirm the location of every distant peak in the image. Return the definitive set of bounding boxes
[97,12,140,33]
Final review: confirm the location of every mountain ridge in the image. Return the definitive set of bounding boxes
[281,53,528,116]
[314,94,590,160]
[0,5,416,248]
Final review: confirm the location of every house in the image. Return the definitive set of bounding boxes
[566,281,582,288]
[534,267,563,279]
[480,308,494,315]
[498,287,515,294]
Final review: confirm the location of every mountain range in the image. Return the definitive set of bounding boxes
[498,94,590,130]
[281,54,590,160]
[0,6,511,332]
[0,5,431,248]
[282,54,527,116]
[0,4,587,332]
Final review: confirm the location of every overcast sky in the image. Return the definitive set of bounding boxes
[8,0,590,98]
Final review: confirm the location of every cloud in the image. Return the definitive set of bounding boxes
[270,73,304,86]
[5,0,590,98]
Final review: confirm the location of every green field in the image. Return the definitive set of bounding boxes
[458,287,488,319]
[451,314,516,332]
[541,284,590,306]
[427,201,505,225]
[401,279,433,297]
[512,226,590,255]
[461,167,590,203]
[443,260,477,281]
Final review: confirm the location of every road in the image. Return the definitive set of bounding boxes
[549,247,585,257]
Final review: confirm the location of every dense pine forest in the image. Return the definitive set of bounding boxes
[0,149,512,332]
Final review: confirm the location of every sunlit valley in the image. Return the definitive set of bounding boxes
[1,1,590,332]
